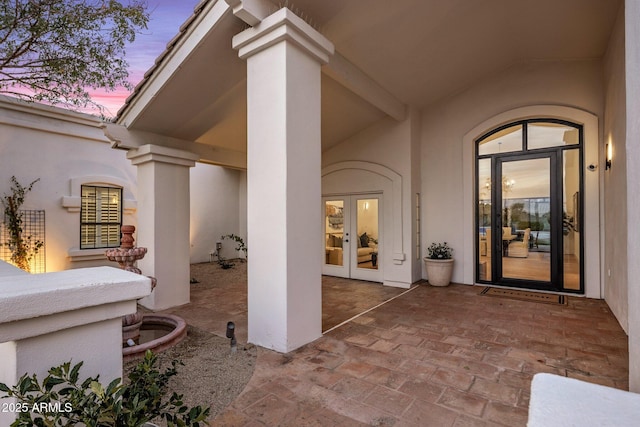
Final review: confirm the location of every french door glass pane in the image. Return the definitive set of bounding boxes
[478,158,491,281]
[356,199,378,270]
[501,158,551,282]
[325,200,344,266]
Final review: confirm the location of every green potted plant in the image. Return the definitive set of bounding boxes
[423,242,454,287]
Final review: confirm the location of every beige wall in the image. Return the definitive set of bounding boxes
[603,5,628,333]
[0,97,246,273]
[410,109,423,280]
[625,0,640,392]
[0,99,137,272]
[421,59,604,286]
[322,113,421,286]
[189,163,244,263]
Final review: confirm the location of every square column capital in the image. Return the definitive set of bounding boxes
[126,144,199,167]
[232,7,334,64]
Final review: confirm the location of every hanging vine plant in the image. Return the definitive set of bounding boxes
[1,176,43,272]
[221,234,247,261]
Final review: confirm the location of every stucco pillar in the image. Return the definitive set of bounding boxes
[626,0,640,392]
[232,8,334,352]
[127,144,199,311]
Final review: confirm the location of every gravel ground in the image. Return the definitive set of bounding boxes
[124,326,256,426]
[123,261,256,426]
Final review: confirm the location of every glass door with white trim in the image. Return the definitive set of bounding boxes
[323,198,349,278]
[323,195,382,282]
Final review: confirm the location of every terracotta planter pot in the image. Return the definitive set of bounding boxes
[423,258,454,287]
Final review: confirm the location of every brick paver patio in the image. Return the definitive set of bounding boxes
[167,266,629,426]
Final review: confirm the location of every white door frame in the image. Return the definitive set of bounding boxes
[322,196,350,278]
[322,194,383,282]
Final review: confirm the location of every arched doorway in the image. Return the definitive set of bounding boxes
[322,161,411,288]
[476,119,583,293]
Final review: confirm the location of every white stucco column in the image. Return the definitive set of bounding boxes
[626,0,640,392]
[232,8,334,352]
[127,144,199,311]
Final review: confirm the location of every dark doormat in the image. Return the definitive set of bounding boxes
[480,286,567,305]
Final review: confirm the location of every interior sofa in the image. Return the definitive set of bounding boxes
[356,232,375,263]
[325,232,376,265]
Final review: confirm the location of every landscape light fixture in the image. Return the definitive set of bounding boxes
[226,321,237,353]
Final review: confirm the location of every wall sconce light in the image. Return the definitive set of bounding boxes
[606,143,612,170]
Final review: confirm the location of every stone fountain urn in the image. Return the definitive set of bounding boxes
[105,225,156,345]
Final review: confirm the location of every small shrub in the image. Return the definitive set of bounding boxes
[221,234,247,259]
[218,258,234,269]
[0,350,209,427]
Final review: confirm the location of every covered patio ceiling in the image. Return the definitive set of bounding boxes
[116,0,621,165]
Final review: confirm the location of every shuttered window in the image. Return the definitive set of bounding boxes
[80,185,122,249]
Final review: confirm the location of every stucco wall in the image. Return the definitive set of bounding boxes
[603,5,628,332]
[189,163,244,263]
[0,97,247,273]
[410,109,423,282]
[421,59,604,286]
[322,113,419,287]
[0,98,137,272]
[625,0,640,392]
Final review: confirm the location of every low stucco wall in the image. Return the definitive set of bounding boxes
[0,262,151,425]
[528,373,640,426]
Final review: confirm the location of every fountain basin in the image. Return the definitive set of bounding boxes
[123,314,187,362]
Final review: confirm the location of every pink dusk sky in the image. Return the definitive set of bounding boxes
[90,0,200,117]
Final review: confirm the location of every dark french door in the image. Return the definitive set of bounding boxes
[476,119,583,293]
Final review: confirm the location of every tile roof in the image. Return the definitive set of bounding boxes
[115,0,212,121]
